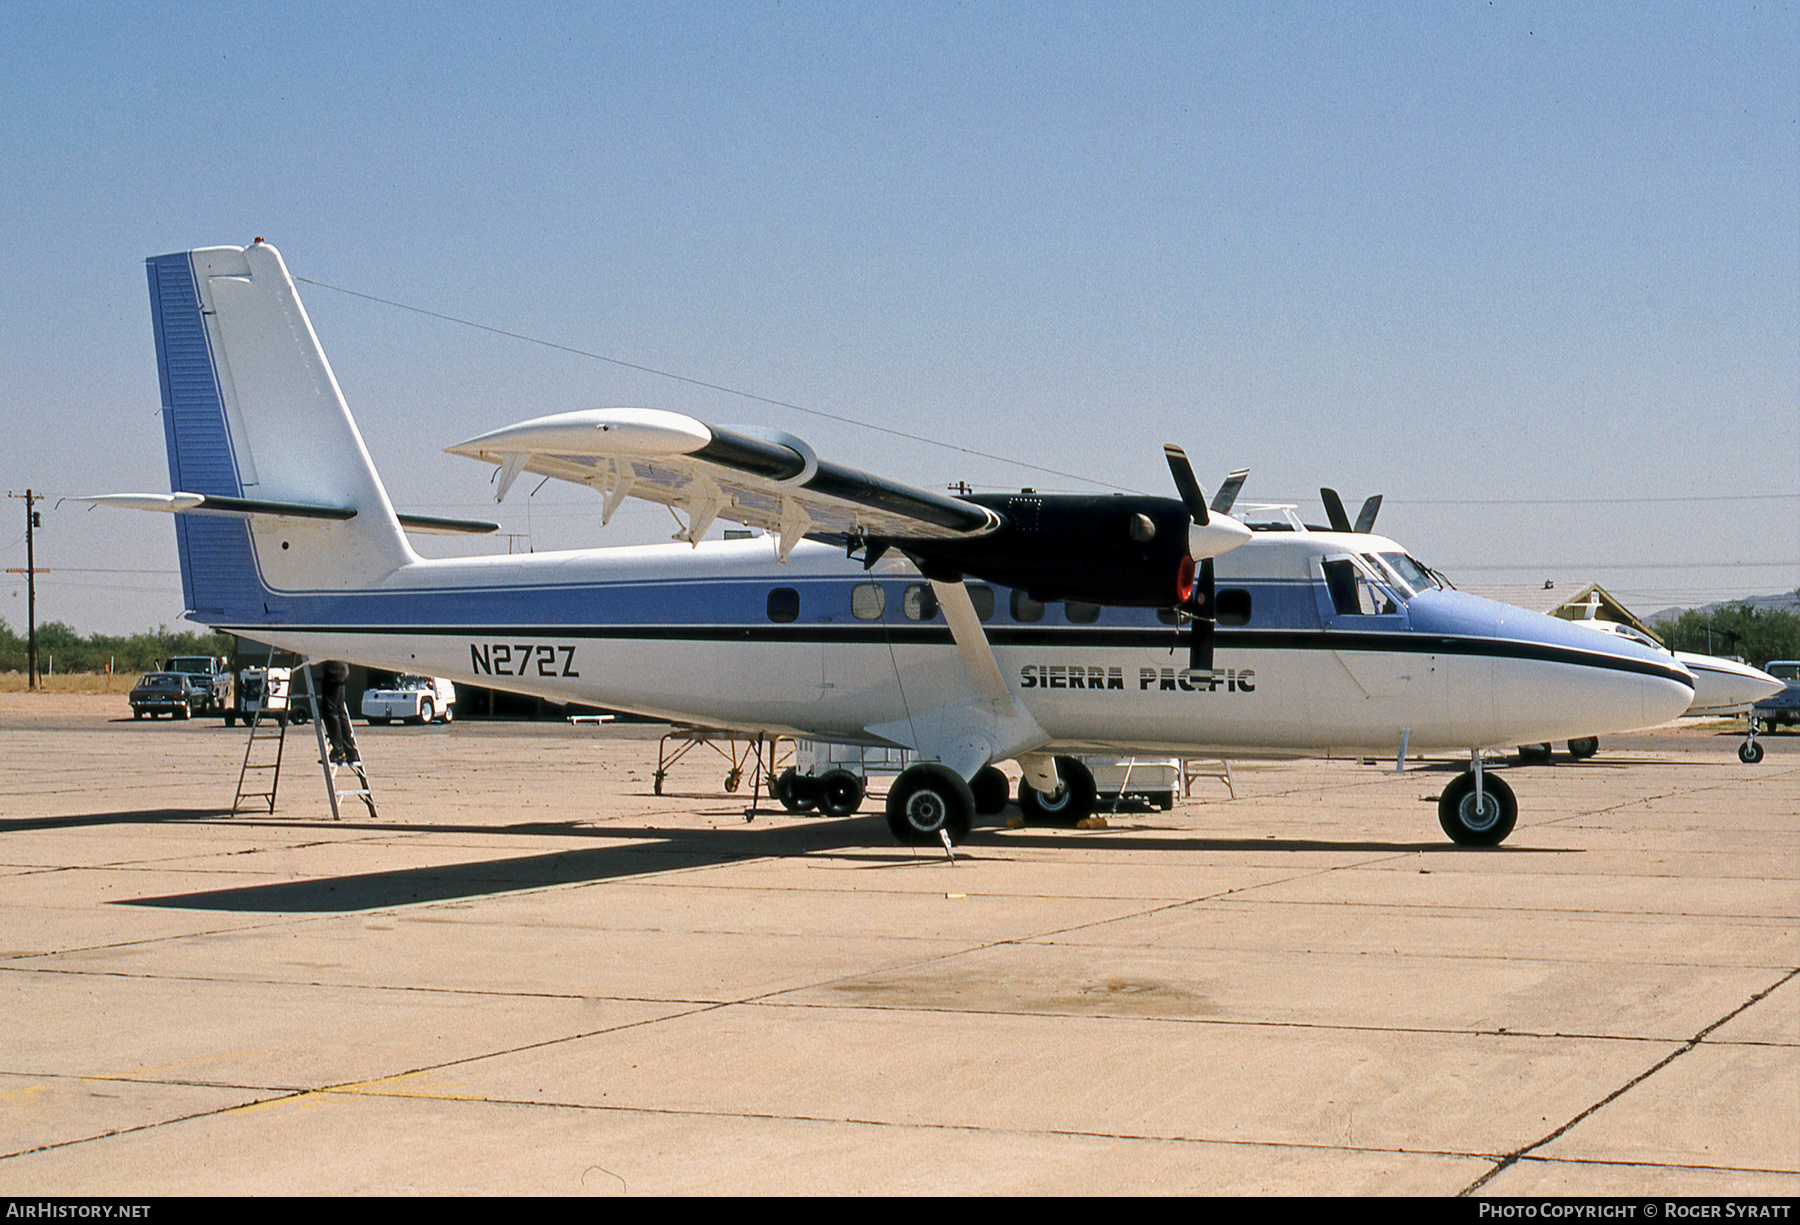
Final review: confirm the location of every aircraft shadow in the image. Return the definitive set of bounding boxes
[106,807,1574,913]
[0,808,237,833]
[114,816,895,913]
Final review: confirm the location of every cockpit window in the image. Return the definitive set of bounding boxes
[1322,558,1400,616]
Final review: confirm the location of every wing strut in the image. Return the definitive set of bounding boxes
[929,579,1011,707]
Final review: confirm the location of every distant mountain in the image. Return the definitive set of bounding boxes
[1648,591,1800,623]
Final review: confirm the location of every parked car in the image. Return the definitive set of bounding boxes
[129,672,204,719]
[362,675,456,725]
[1755,661,1800,730]
[161,655,233,718]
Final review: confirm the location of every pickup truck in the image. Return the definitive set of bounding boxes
[161,655,233,719]
[1755,661,1800,730]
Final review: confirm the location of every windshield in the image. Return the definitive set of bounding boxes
[1368,552,1438,596]
[1607,624,1665,651]
[1769,663,1800,681]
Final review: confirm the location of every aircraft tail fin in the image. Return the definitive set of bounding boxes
[146,242,414,624]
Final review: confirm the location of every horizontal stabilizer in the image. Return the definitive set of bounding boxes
[72,492,355,521]
[394,512,499,536]
[74,493,495,536]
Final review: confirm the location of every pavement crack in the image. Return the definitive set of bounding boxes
[1457,964,1800,1196]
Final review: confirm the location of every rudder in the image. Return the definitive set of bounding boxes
[146,243,414,624]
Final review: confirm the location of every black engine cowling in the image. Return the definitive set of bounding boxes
[883,492,1195,608]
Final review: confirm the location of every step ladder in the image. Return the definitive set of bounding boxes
[232,670,291,814]
[297,663,378,821]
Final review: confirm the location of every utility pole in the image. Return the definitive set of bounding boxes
[7,489,42,689]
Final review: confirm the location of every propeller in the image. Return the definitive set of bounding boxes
[1164,447,1250,671]
[1211,469,1250,515]
[1320,487,1383,534]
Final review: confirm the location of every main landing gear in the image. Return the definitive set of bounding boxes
[885,764,975,844]
[1016,756,1097,825]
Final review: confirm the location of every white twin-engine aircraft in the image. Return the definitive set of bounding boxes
[85,242,1696,847]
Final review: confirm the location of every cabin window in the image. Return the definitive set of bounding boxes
[851,583,885,621]
[903,584,939,621]
[767,587,800,623]
[1011,590,1045,623]
[1217,589,1252,626]
[1064,601,1101,624]
[968,584,996,622]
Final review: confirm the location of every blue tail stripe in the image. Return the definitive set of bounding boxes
[147,253,241,498]
[146,252,262,618]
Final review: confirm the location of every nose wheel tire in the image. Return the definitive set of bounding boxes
[885,764,974,845]
[1739,740,1764,764]
[1567,737,1599,760]
[1438,771,1517,846]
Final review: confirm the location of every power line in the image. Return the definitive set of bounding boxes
[1448,561,1797,572]
[1388,493,1797,506]
[296,275,1131,493]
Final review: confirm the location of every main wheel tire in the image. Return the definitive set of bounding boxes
[1739,740,1764,764]
[885,764,974,844]
[1516,743,1553,765]
[1567,737,1599,760]
[971,765,1011,815]
[224,710,237,727]
[133,709,144,720]
[772,767,817,813]
[1437,771,1518,846]
[1017,756,1097,824]
[817,769,865,818]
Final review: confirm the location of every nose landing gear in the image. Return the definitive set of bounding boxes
[1438,762,1518,846]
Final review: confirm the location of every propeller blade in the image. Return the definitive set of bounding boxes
[1187,556,1216,671]
[1320,487,1352,533]
[1188,620,1214,672]
[1210,468,1249,515]
[1163,445,1210,525]
[1354,494,1383,534]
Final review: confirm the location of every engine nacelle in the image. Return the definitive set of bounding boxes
[885,493,1204,607]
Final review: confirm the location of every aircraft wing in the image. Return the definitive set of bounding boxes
[446,408,1000,558]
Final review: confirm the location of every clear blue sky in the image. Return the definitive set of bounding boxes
[2,2,1795,636]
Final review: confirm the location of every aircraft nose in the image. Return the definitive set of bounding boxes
[1643,665,1698,728]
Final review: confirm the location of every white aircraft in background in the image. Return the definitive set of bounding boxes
[1560,614,1782,764]
[82,242,1696,847]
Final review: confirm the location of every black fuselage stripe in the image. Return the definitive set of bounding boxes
[227,624,1693,685]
